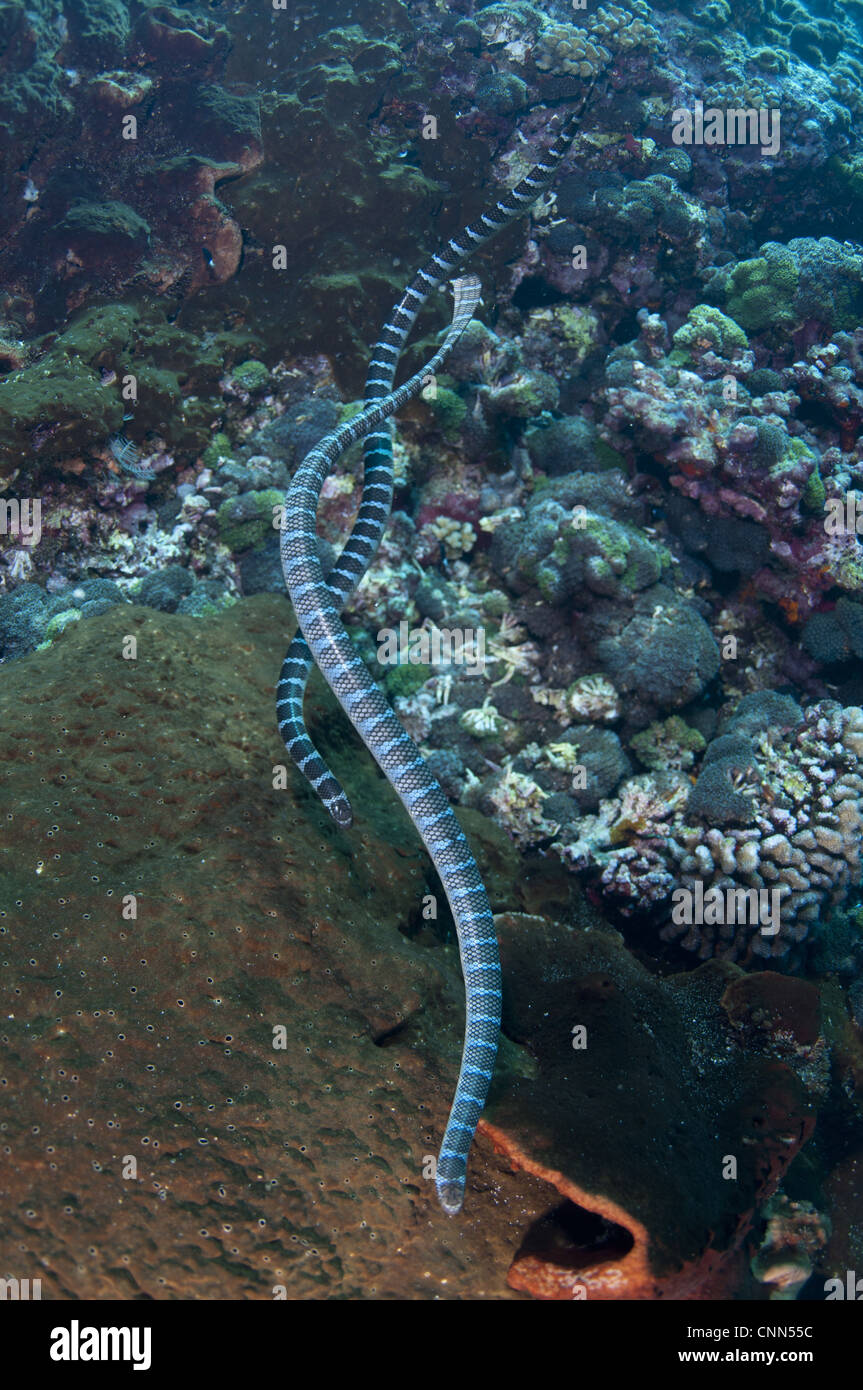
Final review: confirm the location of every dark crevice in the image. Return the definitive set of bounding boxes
[795,398,840,431]
[513,1199,635,1273]
[511,276,567,310]
[610,310,641,345]
[372,1018,411,1047]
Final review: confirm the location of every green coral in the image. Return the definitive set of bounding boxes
[631,716,706,771]
[801,470,825,513]
[230,360,270,393]
[44,609,82,642]
[723,244,799,334]
[800,451,825,513]
[553,305,601,358]
[430,387,467,439]
[524,305,601,369]
[718,238,863,336]
[551,511,663,599]
[201,432,234,469]
[216,488,283,552]
[596,174,707,244]
[384,663,433,699]
[671,305,748,363]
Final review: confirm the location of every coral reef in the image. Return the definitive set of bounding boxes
[2,0,863,1304]
[556,695,863,963]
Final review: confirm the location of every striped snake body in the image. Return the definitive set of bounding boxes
[280,109,584,1211]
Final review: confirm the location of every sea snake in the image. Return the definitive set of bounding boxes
[276,106,586,824]
[281,277,490,1213]
[279,107,586,1212]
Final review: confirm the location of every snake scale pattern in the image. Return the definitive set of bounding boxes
[280,108,584,1212]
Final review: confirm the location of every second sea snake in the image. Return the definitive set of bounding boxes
[279,104,590,1211]
[281,275,502,1215]
[279,108,589,1212]
[276,106,586,827]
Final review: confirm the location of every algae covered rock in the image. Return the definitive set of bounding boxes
[524,416,602,476]
[135,565,195,612]
[0,597,832,1300]
[216,488,282,552]
[55,199,151,251]
[490,492,664,605]
[0,597,568,1298]
[0,301,257,470]
[718,238,863,336]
